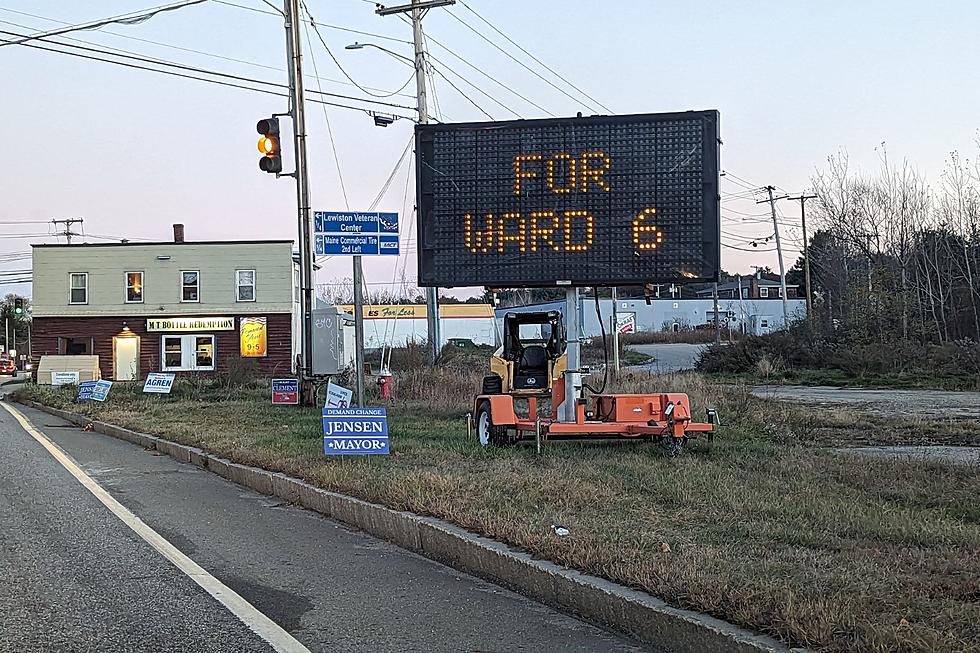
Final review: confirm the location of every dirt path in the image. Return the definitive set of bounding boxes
[752,385,980,420]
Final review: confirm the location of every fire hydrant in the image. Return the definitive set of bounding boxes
[377,371,393,400]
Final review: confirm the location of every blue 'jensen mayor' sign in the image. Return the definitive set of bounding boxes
[322,408,389,455]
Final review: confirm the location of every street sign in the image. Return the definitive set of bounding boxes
[415,111,721,287]
[143,372,175,394]
[324,382,353,409]
[91,380,112,402]
[312,211,400,256]
[272,378,299,405]
[322,407,389,455]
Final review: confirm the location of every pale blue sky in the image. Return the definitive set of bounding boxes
[2,0,979,297]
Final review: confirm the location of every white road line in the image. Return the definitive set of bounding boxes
[0,402,311,653]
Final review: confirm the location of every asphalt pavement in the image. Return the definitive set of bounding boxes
[0,399,649,653]
[627,343,704,373]
[751,385,980,420]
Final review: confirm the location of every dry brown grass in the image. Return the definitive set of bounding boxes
[18,374,980,652]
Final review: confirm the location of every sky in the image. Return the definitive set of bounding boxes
[2,0,979,299]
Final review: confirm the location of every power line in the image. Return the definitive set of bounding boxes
[418,34,518,118]
[302,1,413,102]
[419,29,554,117]
[457,0,611,113]
[302,14,350,210]
[444,10,602,113]
[723,243,777,253]
[0,32,416,118]
[0,8,415,99]
[428,61,494,120]
[215,0,414,47]
[0,0,209,48]
[0,28,415,111]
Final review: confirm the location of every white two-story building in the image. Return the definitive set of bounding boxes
[30,225,297,380]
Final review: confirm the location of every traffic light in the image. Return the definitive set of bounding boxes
[256,117,282,174]
[13,297,23,316]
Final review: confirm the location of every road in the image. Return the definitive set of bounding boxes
[0,399,648,653]
[752,385,980,420]
[627,343,704,373]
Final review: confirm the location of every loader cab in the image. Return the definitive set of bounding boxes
[483,311,567,395]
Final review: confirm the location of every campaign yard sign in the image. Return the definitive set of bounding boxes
[272,378,300,405]
[91,380,113,402]
[143,373,175,394]
[77,381,98,402]
[323,408,389,455]
[324,382,353,409]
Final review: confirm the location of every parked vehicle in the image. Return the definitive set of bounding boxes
[0,358,17,376]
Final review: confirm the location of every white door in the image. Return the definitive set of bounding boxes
[114,336,139,381]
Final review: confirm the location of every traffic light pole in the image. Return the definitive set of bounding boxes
[283,0,315,402]
[376,0,455,365]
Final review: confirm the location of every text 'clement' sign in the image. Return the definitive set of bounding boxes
[415,111,720,287]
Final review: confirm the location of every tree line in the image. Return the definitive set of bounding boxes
[804,143,980,344]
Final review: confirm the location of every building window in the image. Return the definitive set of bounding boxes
[161,335,215,371]
[236,269,256,302]
[69,273,88,304]
[126,271,144,303]
[181,271,199,302]
[58,336,94,355]
[759,287,769,298]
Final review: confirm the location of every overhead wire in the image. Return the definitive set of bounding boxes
[302,0,413,102]
[417,29,553,117]
[444,9,602,113]
[457,0,611,113]
[0,27,414,110]
[0,7,415,99]
[302,14,350,210]
[0,31,416,118]
[0,0,210,48]
[214,0,412,45]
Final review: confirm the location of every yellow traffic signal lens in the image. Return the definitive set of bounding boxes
[257,136,278,155]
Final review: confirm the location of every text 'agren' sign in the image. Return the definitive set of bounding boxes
[146,317,235,332]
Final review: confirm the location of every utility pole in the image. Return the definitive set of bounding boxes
[787,194,817,320]
[610,287,620,373]
[352,259,366,405]
[377,0,455,365]
[283,0,315,403]
[758,187,790,324]
[51,218,83,244]
[712,282,721,344]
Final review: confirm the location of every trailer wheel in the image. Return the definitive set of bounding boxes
[476,401,509,447]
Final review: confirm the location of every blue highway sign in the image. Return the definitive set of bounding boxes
[313,211,399,256]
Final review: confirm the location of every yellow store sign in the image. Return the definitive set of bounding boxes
[239,317,268,357]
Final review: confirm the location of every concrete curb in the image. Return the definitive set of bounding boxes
[16,398,794,653]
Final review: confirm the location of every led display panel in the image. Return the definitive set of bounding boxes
[415,110,720,287]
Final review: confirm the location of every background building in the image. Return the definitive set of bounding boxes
[30,225,296,380]
[497,295,806,338]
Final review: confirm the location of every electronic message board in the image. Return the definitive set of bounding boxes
[415,110,720,287]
